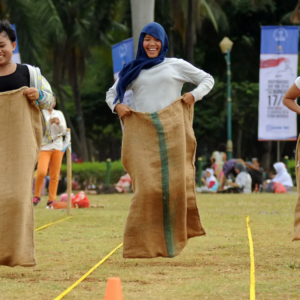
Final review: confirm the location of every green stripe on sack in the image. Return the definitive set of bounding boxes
[151,112,174,258]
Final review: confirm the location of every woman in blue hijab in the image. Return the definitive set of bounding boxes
[106,22,214,259]
[106,22,214,115]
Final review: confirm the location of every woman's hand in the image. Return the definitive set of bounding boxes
[115,104,131,118]
[24,88,40,102]
[50,117,60,125]
[182,93,195,105]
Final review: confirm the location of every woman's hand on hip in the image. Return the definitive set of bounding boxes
[24,88,40,102]
[115,104,132,118]
[182,93,195,105]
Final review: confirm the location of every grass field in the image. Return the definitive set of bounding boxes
[1,193,300,300]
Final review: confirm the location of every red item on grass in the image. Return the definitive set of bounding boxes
[72,191,90,208]
[273,182,287,194]
[52,202,76,209]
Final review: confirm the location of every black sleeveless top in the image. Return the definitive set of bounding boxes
[0,64,30,93]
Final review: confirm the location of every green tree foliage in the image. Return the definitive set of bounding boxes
[3,0,299,163]
[0,0,41,63]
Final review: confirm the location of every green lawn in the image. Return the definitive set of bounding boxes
[0,193,300,299]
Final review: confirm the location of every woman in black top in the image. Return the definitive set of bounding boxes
[0,20,54,268]
[0,64,30,92]
[0,20,53,107]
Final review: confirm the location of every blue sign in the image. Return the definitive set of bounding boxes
[261,26,299,55]
[112,38,134,78]
[11,24,20,54]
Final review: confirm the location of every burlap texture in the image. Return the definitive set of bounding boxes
[121,98,206,258]
[293,135,300,241]
[0,88,42,267]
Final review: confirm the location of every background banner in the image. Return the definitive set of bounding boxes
[111,38,134,107]
[258,26,299,141]
[11,24,21,64]
[112,38,134,81]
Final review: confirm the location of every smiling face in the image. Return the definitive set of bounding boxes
[143,34,162,58]
[0,32,16,66]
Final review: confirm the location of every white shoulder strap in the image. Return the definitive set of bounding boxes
[24,64,42,89]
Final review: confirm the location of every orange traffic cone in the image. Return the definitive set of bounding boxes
[104,277,124,300]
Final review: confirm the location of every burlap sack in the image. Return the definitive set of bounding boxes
[122,98,206,258]
[0,88,42,267]
[293,135,300,240]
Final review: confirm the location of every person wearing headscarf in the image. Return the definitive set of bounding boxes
[272,162,293,192]
[228,162,252,194]
[197,168,218,193]
[105,22,214,258]
[211,143,227,184]
[106,22,214,114]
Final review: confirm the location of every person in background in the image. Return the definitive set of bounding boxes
[272,162,293,192]
[115,173,131,193]
[246,158,264,191]
[220,158,246,190]
[211,143,227,183]
[228,163,252,194]
[33,95,67,207]
[196,168,218,193]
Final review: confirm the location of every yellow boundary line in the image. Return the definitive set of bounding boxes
[35,216,73,231]
[54,242,123,300]
[246,216,255,300]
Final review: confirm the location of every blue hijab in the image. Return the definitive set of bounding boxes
[114,22,169,104]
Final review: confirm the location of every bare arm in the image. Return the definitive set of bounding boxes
[282,84,300,114]
[245,162,259,172]
[229,182,239,188]
[222,152,227,162]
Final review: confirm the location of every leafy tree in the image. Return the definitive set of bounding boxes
[32,0,121,160]
[0,0,41,63]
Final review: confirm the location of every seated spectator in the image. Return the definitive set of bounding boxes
[220,158,245,190]
[196,168,218,193]
[115,173,131,193]
[228,163,252,194]
[272,162,293,192]
[246,158,264,191]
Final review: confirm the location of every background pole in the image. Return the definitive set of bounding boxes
[66,129,72,216]
[227,49,233,159]
[106,158,111,186]
[198,157,203,187]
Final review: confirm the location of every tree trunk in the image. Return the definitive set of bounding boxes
[52,47,82,157]
[261,141,272,170]
[56,87,81,154]
[131,0,155,56]
[185,0,194,64]
[236,127,243,158]
[69,48,89,161]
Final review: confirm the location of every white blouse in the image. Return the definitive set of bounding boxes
[295,77,300,89]
[236,172,252,194]
[41,109,67,151]
[106,58,214,113]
